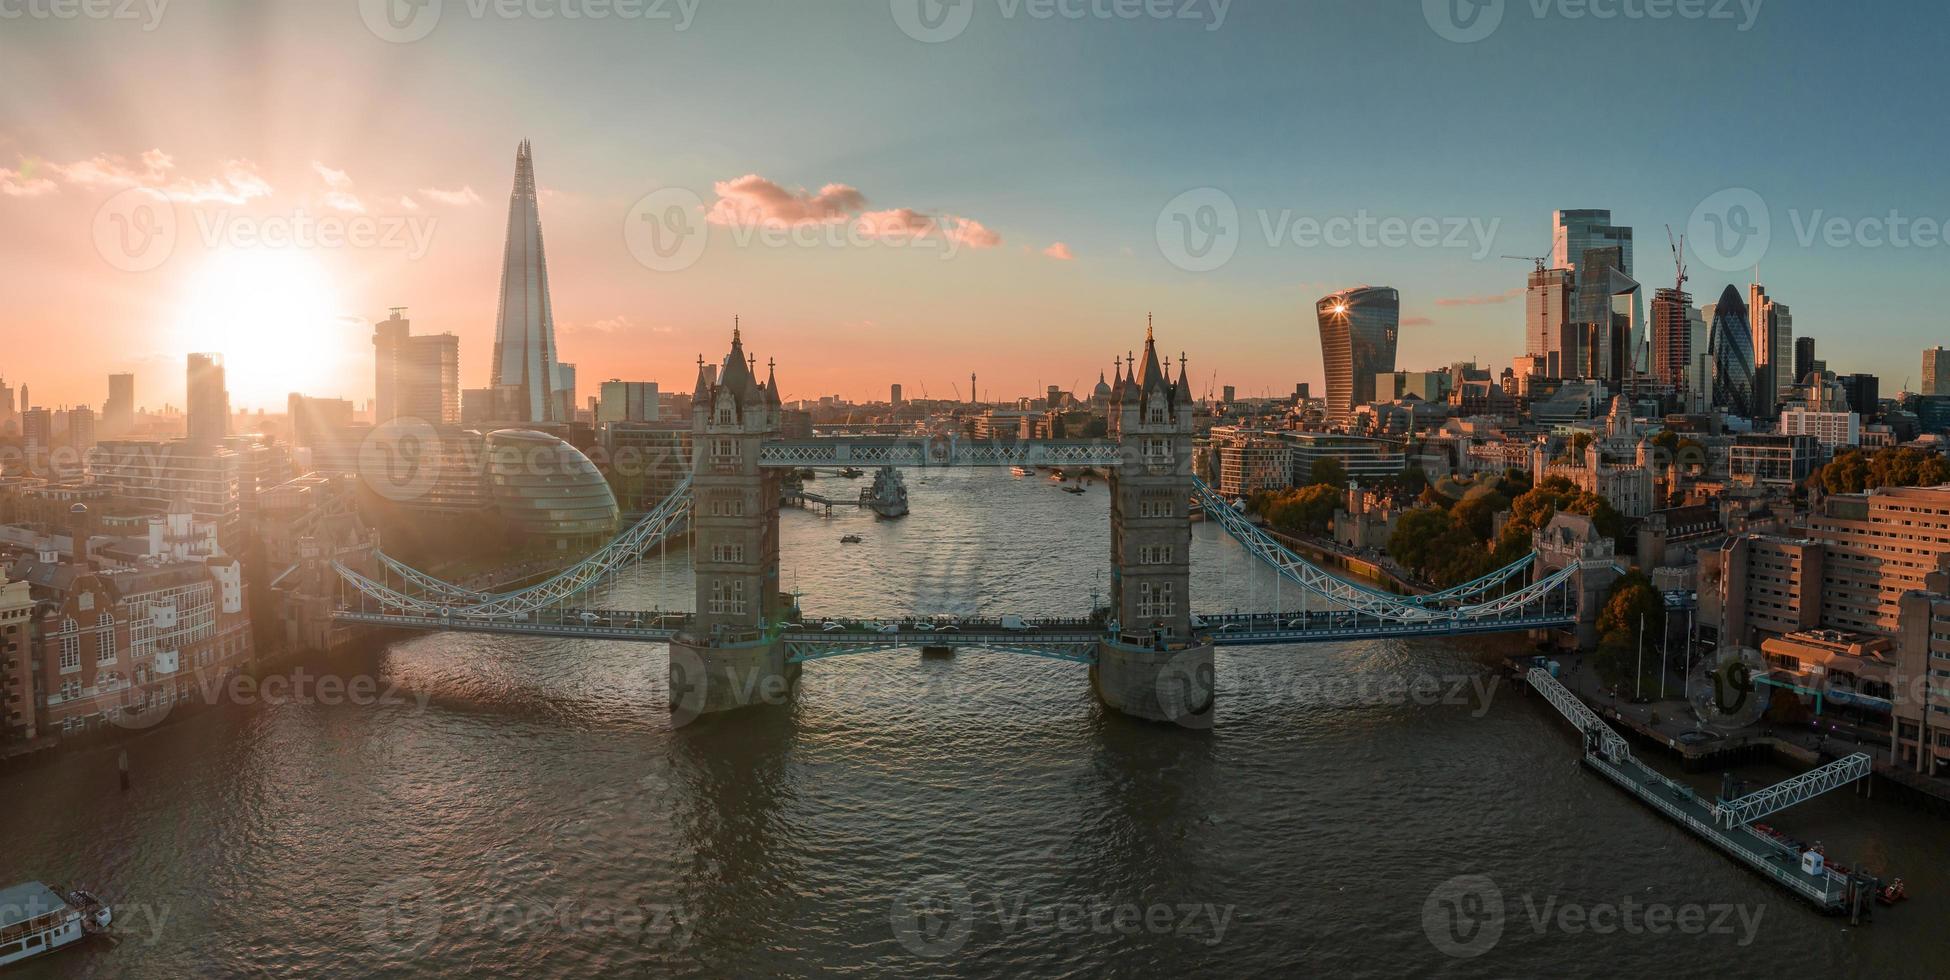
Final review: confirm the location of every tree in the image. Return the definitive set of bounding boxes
[1262,484,1340,536]
[1309,457,1349,489]
[1388,507,1454,575]
[1592,571,1666,693]
[1451,488,1510,541]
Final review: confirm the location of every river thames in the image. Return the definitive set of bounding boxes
[5,469,1948,977]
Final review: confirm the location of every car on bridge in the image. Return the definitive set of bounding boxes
[999,615,1037,632]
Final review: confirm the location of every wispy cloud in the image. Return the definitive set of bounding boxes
[1435,287,1523,308]
[419,185,482,206]
[43,149,272,204]
[1042,242,1074,260]
[0,164,56,197]
[312,162,365,212]
[1401,315,1436,327]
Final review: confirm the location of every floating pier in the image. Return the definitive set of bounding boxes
[1526,668,1888,918]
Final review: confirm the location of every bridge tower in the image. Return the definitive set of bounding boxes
[669,325,797,720]
[1532,512,1619,650]
[1096,321,1214,725]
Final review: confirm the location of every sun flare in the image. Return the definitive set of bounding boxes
[170,250,361,410]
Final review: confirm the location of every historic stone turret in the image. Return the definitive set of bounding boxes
[1095,319,1214,726]
[668,322,796,722]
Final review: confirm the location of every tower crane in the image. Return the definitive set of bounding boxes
[1502,254,1551,274]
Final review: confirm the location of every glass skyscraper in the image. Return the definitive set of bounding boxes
[1707,284,1758,420]
[490,140,563,423]
[1316,286,1400,423]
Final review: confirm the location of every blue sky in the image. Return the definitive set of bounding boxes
[3,0,1947,406]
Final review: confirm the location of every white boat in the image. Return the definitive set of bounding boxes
[1010,466,1031,477]
[0,881,111,967]
[861,466,909,519]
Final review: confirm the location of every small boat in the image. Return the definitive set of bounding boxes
[1063,483,1087,495]
[839,467,865,479]
[1011,466,1031,477]
[1877,878,1908,905]
[0,882,112,968]
[840,534,863,544]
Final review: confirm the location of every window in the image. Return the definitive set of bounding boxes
[709,578,748,615]
[1139,545,1174,565]
[1149,405,1167,425]
[711,542,747,563]
[96,613,117,665]
[58,617,80,673]
[1138,492,1174,519]
[1144,437,1173,464]
[1138,581,1175,619]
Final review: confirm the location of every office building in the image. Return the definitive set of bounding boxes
[1780,408,1860,448]
[1650,287,1693,389]
[488,141,563,423]
[1794,337,1816,389]
[1209,427,1292,498]
[598,380,661,423]
[186,353,228,447]
[373,310,461,425]
[1706,286,1757,420]
[103,373,135,435]
[1749,284,1792,408]
[66,407,96,453]
[890,384,904,407]
[1525,266,1575,366]
[1837,373,1880,418]
[1316,286,1400,423]
[20,408,51,455]
[1926,347,1950,396]
[287,394,356,447]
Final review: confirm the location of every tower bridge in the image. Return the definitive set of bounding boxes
[332,323,1601,726]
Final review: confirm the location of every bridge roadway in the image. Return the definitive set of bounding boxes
[757,437,1125,469]
[331,607,1578,660]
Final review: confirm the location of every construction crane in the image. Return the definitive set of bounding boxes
[1665,224,1688,294]
[1502,254,1551,274]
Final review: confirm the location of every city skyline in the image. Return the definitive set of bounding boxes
[5,4,1950,409]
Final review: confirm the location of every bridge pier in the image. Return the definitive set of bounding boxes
[668,636,799,725]
[1092,639,1214,728]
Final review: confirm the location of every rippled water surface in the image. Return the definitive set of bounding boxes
[5,469,1949,977]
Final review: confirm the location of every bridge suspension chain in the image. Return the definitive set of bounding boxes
[335,474,695,617]
[1191,476,1574,623]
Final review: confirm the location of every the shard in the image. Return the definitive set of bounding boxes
[489,140,561,423]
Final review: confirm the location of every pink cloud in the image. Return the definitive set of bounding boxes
[312,162,365,212]
[940,215,1000,249]
[419,185,482,206]
[708,174,866,226]
[0,166,56,197]
[1042,242,1074,260]
[46,149,271,204]
[1401,315,1436,327]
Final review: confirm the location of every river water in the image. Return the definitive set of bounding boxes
[5,468,1948,977]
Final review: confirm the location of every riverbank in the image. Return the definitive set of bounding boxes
[1519,652,1950,816]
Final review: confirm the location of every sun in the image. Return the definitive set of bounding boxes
[170,250,362,410]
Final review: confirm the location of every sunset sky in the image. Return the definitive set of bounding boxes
[4,1,1947,411]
